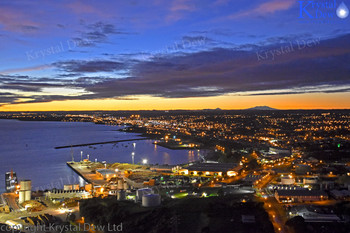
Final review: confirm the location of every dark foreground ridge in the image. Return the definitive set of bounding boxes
[55,138,147,149]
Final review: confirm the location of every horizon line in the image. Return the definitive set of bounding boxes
[1,108,350,112]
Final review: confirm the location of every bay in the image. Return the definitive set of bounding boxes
[0,119,203,192]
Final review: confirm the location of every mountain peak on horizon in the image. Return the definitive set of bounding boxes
[202,108,222,111]
[246,106,277,110]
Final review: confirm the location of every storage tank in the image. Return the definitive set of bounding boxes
[281,177,295,185]
[117,190,126,201]
[24,190,31,202]
[19,191,25,204]
[20,180,31,191]
[142,194,161,207]
[117,179,123,190]
[136,188,153,201]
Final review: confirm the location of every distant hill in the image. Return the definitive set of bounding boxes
[245,106,278,110]
[202,108,222,111]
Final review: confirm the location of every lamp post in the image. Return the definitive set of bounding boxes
[131,152,135,164]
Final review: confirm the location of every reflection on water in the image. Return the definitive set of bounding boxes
[188,151,195,162]
[163,152,170,165]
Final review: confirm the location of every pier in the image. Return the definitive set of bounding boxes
[66,162,107,186]
[55,138,147,149]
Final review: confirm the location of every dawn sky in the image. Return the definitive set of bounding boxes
[0,0,349,111]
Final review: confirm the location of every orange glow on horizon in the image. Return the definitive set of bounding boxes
[0,92,349,111]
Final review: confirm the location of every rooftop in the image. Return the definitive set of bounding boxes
[186,163,237,172]
[276,189,327,197]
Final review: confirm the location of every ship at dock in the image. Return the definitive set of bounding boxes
[5,170,18,192]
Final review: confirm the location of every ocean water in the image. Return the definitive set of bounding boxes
[0,119,203,192]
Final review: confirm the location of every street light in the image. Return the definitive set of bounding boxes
[142,159,148,164]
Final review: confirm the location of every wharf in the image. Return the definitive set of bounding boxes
[66,161,107,186]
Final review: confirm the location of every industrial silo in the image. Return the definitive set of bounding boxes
[24,190,31,202]
[20,180,31,191]
[19,191,25,204]
[142,194,161,207]
[136,188,153,201]
[19,180,32,203]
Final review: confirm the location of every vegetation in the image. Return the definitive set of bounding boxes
[80,196,274,233]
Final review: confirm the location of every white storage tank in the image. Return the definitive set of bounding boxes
[19,191,25,204]
[142,194,161,207]
[136,188,153,201]
[281,177,295,185]
[24,190,31,202]
[20,180,31,191]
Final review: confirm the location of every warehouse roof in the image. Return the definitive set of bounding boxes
[276,189,327,197]
[186,163,237,172]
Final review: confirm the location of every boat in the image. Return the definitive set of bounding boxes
[5,170,18,192]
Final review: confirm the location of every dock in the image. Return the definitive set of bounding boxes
[66,162,107,186]
[55,138,147,149]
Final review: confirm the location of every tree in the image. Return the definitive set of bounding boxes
[286,216,306,233]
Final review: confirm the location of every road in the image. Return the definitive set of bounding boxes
[2,193,21,212]
[259,196,290,233]
[254,173,290,233]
